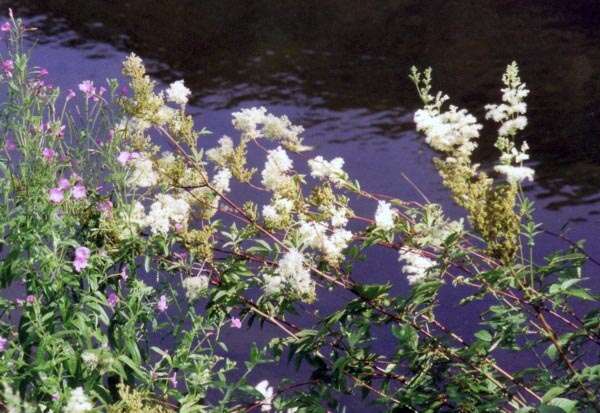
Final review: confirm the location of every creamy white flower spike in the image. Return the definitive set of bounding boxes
[145,194,191,235]
[262,197,294,223]
[183,275,209,301]
[298,220,352,264]
[398,248,436,285]
[276,249,314,297]
[494,164,535,184]
[206,135,235,166]
[165,80,191,105]
[261,146,294,192]
[232,107,268,139]
[63,387,93,413]
[81,351,99,369]
[308,156,347,186]
[374,200,397,231]
[330,206,349,228]
[128,156,158,188]
[212,168,232,193]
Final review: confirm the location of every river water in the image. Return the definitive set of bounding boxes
[2,1,600,411]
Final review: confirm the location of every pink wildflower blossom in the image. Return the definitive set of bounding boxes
[2,59,13,77]
[48,188,64,204]
[0,336,7,352]
[73,246,91,272]
[157,295,168,312]
[42,147,55,161]
[231,317,242,329]
[66,89,76,100]
[57,178,70,190]
[169,372,178,388]
[78,80,96,99]
[71,184,87,200]
[107,292,119,308]
[26,295,35,304]
[97,200,113,214]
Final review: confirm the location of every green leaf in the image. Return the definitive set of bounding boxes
[474,330,492,342]
[542,386,566,403]
[548,398,577,413]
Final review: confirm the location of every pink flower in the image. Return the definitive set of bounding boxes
[26,295,35,304]
[48,188,64,204]
[0,336,7,352]
[117,151,140,165]
[97,200,113,214]
[38,68,49,77]
[230,317,242,329]
[73,246,90,272]
[78,80,96,99]
[66,89,76,100]
[120,267,128,281]
[57,178,70,190]
[42,147,56,161]
[0,22,10,32]
[71,184,87,200]
[2,59,14,77]
[168,372,178,388]
[157,295,168,312]
[107,292,119,308]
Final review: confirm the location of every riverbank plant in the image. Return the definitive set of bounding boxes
[0,12,599,413]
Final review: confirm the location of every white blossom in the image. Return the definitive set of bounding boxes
[494,164,535,184]
[374,200,396,231]
[254,380,274,412]
[307,156,347,185]
[398,249,436,285]
[145,194,190,234]
[206,136,235,166]
[81,351,98,369]
[183,275,209,301]
[63,387,93,413]
[165,80,191,105]
[212,168,232,193]
[264,249,314,298]
[128,156,158,188]
[322,229,353,263]
[330,206,349,228]
[232,107,267,139]
[262,197,294,223]
[261,146,294,192]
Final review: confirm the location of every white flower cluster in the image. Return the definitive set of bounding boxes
[411,204,464,248]
[264,249,314,299]
[493,164,535,184]
[298,220,353,264]
[398,248,436,285]
[262,197,294,223]
[374,200,397,231]
[485,62,529,137]
[183,275,210,301]
[232,106,309,151]
[63,387,93,413]
[145,194,191,235]
[128,156,158,188]
[414,104,482,159]
[206,135,235,166]
[330,206,349,228]
[81,351,99,369]
[212,168,232,193]
[165,79,191,105]
[261,146,294,192]
[307,156,347,186]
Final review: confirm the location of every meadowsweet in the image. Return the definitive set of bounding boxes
[411,204,464,248]
[232,107,267,139]
[330,206,349,228]
[398,249,436,285]
[157,295,168,312]
[212,168,232,193]
[494,164,535,184]
[73,247,91,273]
[64,387,93,413]
[322,228,353,263]
[81,351,99,369]
[48,188,64,203]
[274,249,315,298]
[262,113,308,150]
[307,156,347,186]
[374,200,397,231]
[206,135,235,166]
[128,156,158,187]
[71,184,87,200]
[262,197,294,224]
[183,275,209,301]
[254,380,274,412]
[261,146,293,192]
[78,80,96,99]
[145,194,190,235]
[165,80,191,105]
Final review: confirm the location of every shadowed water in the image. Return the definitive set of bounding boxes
[1,1,600,410]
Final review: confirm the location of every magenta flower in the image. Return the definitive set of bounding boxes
[168,372,178,388]
[117,151,139,165]
[157,295,168,312]
[66,89,76,101]
[48,188,64,204]
[2,59,14,77]
[0,22,10,32]
[38,68,49,77]
[0,336,7,352]
[42,147,56,161]
[57,178,70,190]
[107,292,119,308]
[78,80,96,99]
[73,246,91,272]
[71,184,87,200]
[230,317,242,329]
[4,137,16,151]
[97,200,113,214]
[26,295,35,304]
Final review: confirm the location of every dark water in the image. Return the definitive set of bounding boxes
[2,1,600,410]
